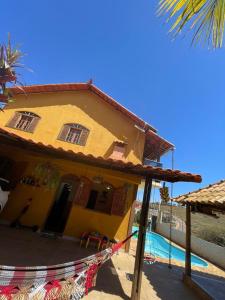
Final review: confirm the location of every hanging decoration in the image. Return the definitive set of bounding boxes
[159,182,170,204]
[32,162,60,190]
[20,175,40,187]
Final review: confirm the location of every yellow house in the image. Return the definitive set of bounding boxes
[0,82,173,250]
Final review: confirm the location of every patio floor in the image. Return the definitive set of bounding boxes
[83,252,200,300]
[89,238,225,300]
[0,225,201,299]
[0,225,95,266]
[192,273,225,300]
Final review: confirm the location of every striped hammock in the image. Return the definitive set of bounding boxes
[0,232,136,300]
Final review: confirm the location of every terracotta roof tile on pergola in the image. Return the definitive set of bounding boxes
[174,179,225,209]
[0,128,201,183]
[10,82,174,160]
[175,181,225,294]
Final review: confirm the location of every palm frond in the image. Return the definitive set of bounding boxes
[158,0,225,48]
[0,34,23,72]
[0,35,27,107]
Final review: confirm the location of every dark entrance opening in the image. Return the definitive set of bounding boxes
[44,181,74,234]
[86,190,98,210]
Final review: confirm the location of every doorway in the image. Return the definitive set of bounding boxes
[44,180,75,234]
[86,190,98,209]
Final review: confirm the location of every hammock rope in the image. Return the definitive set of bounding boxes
[143,184,156,265]
[0,231,137,299]
[168,148,175,269]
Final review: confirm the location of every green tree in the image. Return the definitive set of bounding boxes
[159,0,225,48]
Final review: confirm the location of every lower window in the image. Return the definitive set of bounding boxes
[86,182,114,214]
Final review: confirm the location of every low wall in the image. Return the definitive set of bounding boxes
[156,222,225,270]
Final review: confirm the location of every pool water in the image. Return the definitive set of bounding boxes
[132,226,208,267]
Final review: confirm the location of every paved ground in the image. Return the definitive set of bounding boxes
[84,252,199,300]
[1,226,225,299]
[0,225,95,266]
[193,274,225,300]
[0,225,201,299]
[87,239,225,300]
[129,239,225,300]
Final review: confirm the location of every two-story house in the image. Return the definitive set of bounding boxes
[0,82,173,249]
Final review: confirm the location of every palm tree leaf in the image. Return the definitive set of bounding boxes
[159,0,225,48]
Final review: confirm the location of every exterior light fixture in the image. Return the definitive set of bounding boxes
[92,176,103,184]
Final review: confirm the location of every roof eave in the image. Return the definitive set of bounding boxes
[9,82,157,133]
[0,127,202,184]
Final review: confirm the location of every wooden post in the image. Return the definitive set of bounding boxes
[131,176,152,300]
[185,203,191,277]
[126,185,138,253]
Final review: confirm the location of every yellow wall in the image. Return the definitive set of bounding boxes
[0,90,145,164]
[0,144,140,242]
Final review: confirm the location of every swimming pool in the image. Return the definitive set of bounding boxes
[132,226,208,267]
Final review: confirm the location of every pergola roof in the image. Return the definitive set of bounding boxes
[174,179,225,208]
[144,130,174,160]
[0,128,201,183]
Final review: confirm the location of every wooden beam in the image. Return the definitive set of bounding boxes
[131,177,152,300]
[125,185,138,253]
[185,203,191,277]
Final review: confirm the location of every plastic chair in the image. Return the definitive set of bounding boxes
[100,236,109,250]
[80,232,89,247]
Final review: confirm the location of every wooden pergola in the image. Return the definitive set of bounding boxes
[0,127,202,300]
[174,180,225,298]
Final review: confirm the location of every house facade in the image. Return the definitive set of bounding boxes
[0,83,173,248]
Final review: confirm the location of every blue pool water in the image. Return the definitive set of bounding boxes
[132,226,208,267]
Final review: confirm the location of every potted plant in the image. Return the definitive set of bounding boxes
[0,34,24,104]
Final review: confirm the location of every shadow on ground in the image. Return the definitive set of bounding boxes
[143,260,225,300]
[93,259,130,300]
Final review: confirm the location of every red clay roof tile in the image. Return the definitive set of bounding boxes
[0,127,201,183]
[174,179,225,207]
[10,82,174,159]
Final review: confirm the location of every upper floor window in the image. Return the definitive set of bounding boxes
[58,123,89,146]
[6,111,40,133]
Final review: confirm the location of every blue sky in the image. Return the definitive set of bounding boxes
[1,0,225,199]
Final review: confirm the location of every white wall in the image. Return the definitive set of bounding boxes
[156,222,225,270]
